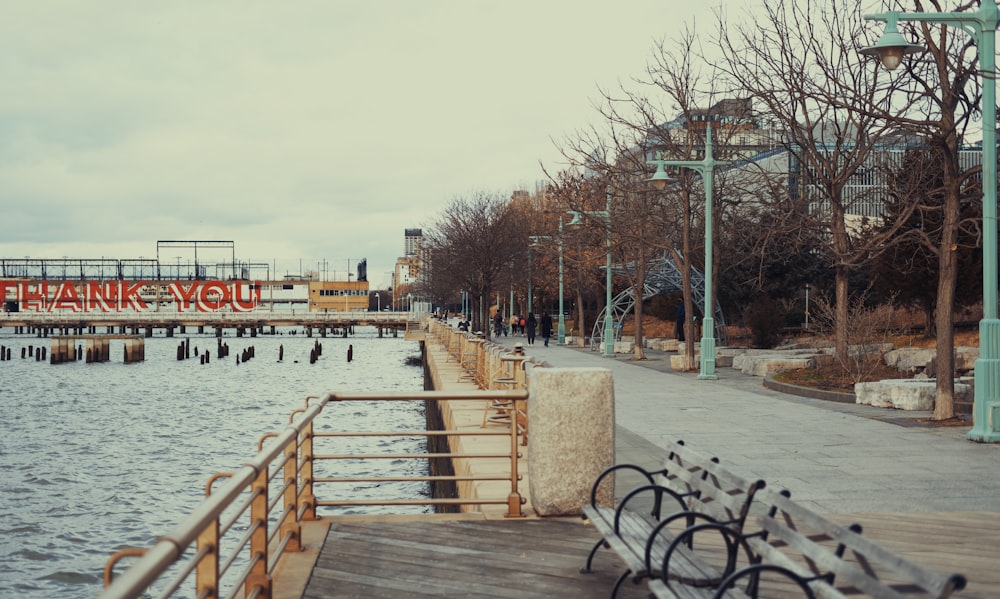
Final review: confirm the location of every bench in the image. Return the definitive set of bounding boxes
[648,486,968,599]
[581,439,766,598]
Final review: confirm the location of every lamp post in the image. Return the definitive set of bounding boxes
[647,125,728,379]
[375,292,380,312]
[528,215,567,345]
[558,216,565,345]
[862,4,999,442]
[407,292,413,313]
[568,190,614,358]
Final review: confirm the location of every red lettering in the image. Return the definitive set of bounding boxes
[0,280,12,303]
[85,282,114,312]
[169,282,199,311]
[52,282,82,312]
[19,282,46,312]
[119,281,148,312]
[196,281,229,312]
[229,281,259,312]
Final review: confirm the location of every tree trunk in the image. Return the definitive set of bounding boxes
[835,263,849,365]
[932,189,959,420]
[633,245,647,361]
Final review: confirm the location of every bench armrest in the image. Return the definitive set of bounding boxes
[587,463,656,510]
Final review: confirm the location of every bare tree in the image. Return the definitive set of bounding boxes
[714,0,916,366]
[423,191,526,338]
[865,0,985,419]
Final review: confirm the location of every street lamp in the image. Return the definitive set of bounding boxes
[528,215,567,346]
[557,216,565,345]
[407,292,413,313]
[375,292,380,312]
[647,125,728,379]
[568,189,614,358]
[862,4,999,442]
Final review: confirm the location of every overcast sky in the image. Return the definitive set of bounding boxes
[0,1,738,287]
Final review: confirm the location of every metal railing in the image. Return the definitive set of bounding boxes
[99,389,527,599]
[427,320,547,443]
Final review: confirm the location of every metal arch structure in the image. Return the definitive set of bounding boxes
[589,254,727,351]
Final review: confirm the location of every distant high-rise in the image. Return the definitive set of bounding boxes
[404,229,423,257]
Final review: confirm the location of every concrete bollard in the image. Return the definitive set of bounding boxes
[527,367,615,516]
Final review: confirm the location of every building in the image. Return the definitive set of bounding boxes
[308,280,370,312]
[404,229,423,257]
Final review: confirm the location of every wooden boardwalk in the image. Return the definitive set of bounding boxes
[303,517,627,599]
[298,512,999,599]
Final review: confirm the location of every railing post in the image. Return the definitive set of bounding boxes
[246,466,271,598]
[282,434,301,552]
[300,422,317,521]
[195,508,221,599]
[506,391,524,518]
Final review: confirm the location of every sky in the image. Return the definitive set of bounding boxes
[0,1,739,288]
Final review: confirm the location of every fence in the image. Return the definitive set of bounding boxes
[99,389,527,599]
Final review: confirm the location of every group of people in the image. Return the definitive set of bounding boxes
[492,312,553,346]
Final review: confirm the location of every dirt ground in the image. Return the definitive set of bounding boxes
[624,315,979,394]
[774,330,979,393]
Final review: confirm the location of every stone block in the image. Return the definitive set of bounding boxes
[660,339,681,352]
[614,341,634,354]
[883,348,936,374]
[955,347,978,372]
[854,379,974,411]
[527,368,615,516]
[740,355,815,377]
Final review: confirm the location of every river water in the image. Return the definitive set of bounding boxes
[0,327,426,598]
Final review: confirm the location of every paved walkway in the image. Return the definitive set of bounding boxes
[487,334,1000,514]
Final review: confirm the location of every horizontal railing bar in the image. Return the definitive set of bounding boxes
[316,498,509,507]
[325,390,527,402]
[314,430,512,437]
[315,452,513,460]
[315,475,514,483]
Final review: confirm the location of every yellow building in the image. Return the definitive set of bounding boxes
[308,280,370,312]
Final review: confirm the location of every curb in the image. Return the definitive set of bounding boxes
[763,374,856,404]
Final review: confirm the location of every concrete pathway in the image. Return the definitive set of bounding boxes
[487,334,1000,514]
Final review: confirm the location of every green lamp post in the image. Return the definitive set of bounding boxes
[647,125,728,379]
[862,4,1000,442]
[529,217,566,346]
[567,189,615,358]
[557,216,566,346]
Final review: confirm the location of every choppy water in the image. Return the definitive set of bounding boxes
[0,327,426,598]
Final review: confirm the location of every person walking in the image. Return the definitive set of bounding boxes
[526,313,537,345]
[675,300,685,342]
[540,312,553,347]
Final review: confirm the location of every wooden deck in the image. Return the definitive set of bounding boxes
[297,512,999,599]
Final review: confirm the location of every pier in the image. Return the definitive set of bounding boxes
[96,318,1000,599]
[0,311,412,339]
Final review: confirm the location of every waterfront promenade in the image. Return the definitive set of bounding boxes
[288,330,1000,598]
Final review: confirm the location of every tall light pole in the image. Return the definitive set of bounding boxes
[375,292,380,312]
[862,4,999,442]
[558,216,566,345]
[648,125,728,379]
[568,189,614,358]
[528,215,567,345]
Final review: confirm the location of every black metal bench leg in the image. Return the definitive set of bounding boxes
[610,569,631,599]
[580,538,610,574]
